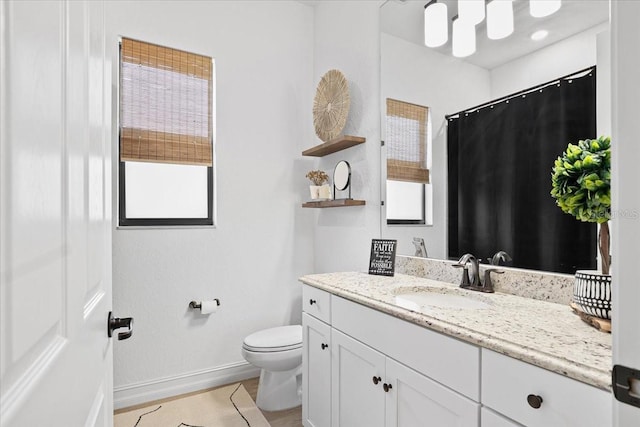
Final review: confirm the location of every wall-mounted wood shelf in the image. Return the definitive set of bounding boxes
[302,199,366,208]
[302,135,366,157]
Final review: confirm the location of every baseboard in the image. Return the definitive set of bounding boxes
[113,361,260,410]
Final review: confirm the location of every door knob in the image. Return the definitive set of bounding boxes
[372,376,381,385]
[108,311,133,340]
[383,383,393,392]
[321,343,329,350]
[309,299,317,305]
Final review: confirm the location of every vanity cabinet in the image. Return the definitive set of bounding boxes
[302,283,611,427]
[302,284,480,427]
[481,349,611,427]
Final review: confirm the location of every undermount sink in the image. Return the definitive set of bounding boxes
[393,287,492,311]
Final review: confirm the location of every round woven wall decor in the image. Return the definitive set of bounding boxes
[313,69,350,142]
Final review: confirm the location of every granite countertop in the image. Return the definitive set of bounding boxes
[299,271,612,391]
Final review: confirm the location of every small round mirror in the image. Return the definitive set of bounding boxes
[334,160,351,191]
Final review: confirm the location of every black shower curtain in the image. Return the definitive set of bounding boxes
[447,68,597,274]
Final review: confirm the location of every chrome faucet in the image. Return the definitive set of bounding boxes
[453,253,503,293]
[453,253,480,288]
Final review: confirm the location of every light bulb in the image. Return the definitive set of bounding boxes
[530,0,561,18]
[487,0,514,40]
[452,18,476,58]
[424,2,448,48]
[458,0,485,25]
[530,30,549,41]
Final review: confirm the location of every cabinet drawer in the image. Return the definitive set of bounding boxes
[481,349,611,427]
[302,285,331,323]
[331,295,480,401]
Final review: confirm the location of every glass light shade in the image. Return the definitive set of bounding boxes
[424,2,448,47]
[530,0,561,18]
[452,19,476,58]
[458,0,485,25]
[487,0,514,40]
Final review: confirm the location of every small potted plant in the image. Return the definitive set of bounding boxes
[551,135,612,319]
[306,170,331,200]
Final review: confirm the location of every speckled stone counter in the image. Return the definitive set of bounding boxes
[396,255,576,305]
[299,271,612,391]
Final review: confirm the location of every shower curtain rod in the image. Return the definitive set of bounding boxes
[444,65,596,120]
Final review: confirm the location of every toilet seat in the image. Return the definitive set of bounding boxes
[242,325,302,353]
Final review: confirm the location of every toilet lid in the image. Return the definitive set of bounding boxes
[243,325,302,353]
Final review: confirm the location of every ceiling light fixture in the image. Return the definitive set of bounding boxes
[531,29,549,41]
[530,0,561,18]
[424,0,448,48]
[487,0,514,40]
[458,0,485,25]
[452,16,476,58]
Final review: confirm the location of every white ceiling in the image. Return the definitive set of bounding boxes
[381,0,609,70]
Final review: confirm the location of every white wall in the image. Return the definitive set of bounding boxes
[106,0,315,407]
[490,24,607,99]
[311,1,383,273]
[380,33,491,258]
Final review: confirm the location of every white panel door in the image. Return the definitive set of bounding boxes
[611,0,640,425]
[302,313,331,427]
[0,1,115,426]
[385,358,479,427]
[331,329,385,427]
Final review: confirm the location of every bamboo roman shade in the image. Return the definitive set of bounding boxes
[385,98,430,184]
[119,37,213,166]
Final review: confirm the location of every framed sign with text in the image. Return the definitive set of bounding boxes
[368,239,397,276]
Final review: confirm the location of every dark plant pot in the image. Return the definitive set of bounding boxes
[573,270,612,319]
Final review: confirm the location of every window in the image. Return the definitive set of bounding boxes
[385,98,432,225]
[118,37,215,226]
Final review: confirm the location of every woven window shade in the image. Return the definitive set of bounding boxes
[385,99,430,184]
[119,37,213,166]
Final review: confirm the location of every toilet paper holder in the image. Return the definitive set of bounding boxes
[189,299,220,310]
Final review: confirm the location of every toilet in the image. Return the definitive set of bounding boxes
[241,325,303,411]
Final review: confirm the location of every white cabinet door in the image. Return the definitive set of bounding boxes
[331,329,386,427]
[0,1,113,425]
[303,313,332,427]
[385,358,479,427]
[481,408,522,427]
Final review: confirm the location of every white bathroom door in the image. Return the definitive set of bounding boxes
[0,1,117,426]
[611,0,640,425]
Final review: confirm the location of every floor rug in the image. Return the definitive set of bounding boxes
[114,383,270,427]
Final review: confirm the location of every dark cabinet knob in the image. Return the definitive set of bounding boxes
[527,394,543,409]
[383,383,393,392]
[321,343,328,350]
[372,376,381,385]
[309,299,317,305]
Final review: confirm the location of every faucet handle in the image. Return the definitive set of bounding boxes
[482,268,504,292]
[452,263,471,287]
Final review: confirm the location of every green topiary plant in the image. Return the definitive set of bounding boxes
[551,136,611,274]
